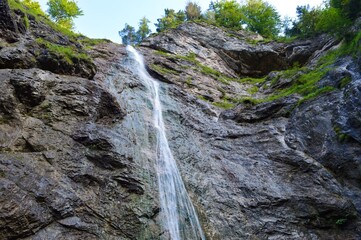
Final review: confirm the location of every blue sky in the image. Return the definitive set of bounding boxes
[36,0,324,43]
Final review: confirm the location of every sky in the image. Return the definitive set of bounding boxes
[36,0,324,43]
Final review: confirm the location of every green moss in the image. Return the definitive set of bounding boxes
[155,51,235,84]
[213,100,234,109]
[150,64,180,75]
[335,218,347,225]
[339,76,352,88]
[197,95,209,102]
[78,37,110,47]
[36,38,90,64]
[154,50,171,57]
[236,97,261,105]
[297,86,336,106]
[185,77,193,87]
[333,126,350,142]
[238,76,267,84]
[247,85,259,94]
[23,14,30,29]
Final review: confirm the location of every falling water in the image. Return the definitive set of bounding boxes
[126,46,205,240]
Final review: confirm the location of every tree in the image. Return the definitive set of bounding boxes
[287,5,322,37]
[209,0,244,28]
[155,9,186,32]
[47,0,83,29]
[185,1,202,21]
[119,24,137,45]
[137,17,151,42]
[241,0,281,38]
[330,0,361,20]
[316,6,350,34]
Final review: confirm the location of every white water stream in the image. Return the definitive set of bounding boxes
[126,46,205,240]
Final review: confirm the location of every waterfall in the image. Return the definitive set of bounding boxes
[126,46,205,240]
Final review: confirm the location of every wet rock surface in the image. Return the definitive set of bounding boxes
[141,22,335,78]
[0,2,361,239]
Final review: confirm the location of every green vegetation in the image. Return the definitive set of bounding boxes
[238,76,266,84]
[209,0,244,29]
[155,8,186,32]
[47,0,83,30]
[285,0,360,38]
[119,17,151,45]
[334,126,351,142]
[8,0,81,38]
[213,100,235,109]
[339,76,352,88]
[150,64,180,75]
[36,38,90,64]
[241,0,281,38]
[185,77,193,86]
[185,1,202,21]
[154,51,233,84]
[8,0,46,17]
[8,0,46,30]
[335,218,347,225]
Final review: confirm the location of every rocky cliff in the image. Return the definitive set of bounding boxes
[0,0,360,239]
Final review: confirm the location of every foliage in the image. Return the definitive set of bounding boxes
[21,0,45,15]
[119,24,137,45]
[330,0,361,20]
[137,17,151,42]
[213,100,235,109]
[209,0,244,29]
[185,1,202,21]
[36,38,90,64]
[286,5,322,37]
[155,9,186,32]
[316,7,351,35]
[119,17,151,45]
[241,0,281,38]
[47,0,83,30]
[286,0,360,38]
[150,64,180,75]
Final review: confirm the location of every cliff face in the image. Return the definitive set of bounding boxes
[1,1,361,239]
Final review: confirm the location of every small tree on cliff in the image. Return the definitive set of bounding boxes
[155,9,186,32]
[185,1,202,21]
[47,0,83,30]
[119,24,137,45]
[137,17,151,42]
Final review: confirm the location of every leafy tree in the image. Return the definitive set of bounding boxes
[185,1,202,21]
[316,6,350,34]
[330,0,361,20]
[241,0,281,38]
[203,10,216,24]
[155,9,186,32]
[209,0,244,28]
[287,5,322,37]
[137,17,151,42]
[119,23,137,45]
[47,0,83,30]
